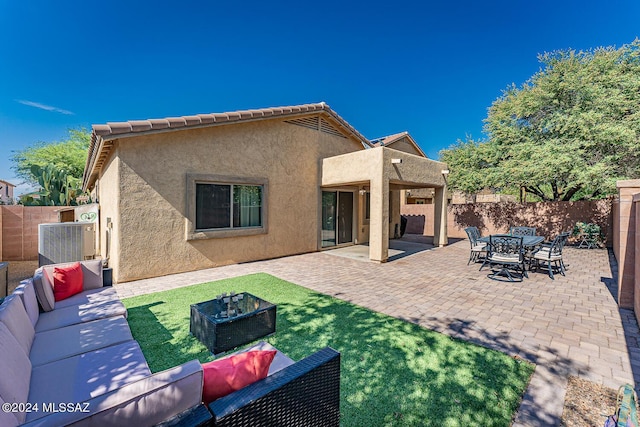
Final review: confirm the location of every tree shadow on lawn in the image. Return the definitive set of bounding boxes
[126,301,212,371]
[125,277,535,427]
[271,293,535,426]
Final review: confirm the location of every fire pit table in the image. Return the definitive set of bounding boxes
[190,292,276,355]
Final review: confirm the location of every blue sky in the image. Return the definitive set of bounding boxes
[1,0,639,196]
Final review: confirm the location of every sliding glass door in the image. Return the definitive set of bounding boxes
[321,191,353,248]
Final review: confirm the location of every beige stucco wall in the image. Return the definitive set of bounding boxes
[99,118,363,282]
[97,150,121,276]
[323,147,448,259]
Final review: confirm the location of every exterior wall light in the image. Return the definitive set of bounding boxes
[391,158,402,164]
[441,169,450,175]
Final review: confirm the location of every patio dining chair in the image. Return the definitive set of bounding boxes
[510,226,536,237]
[464,226,487,265]
[530,231,570,279]
[480,235,527,282]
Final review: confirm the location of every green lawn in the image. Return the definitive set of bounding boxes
[123,273,534,426]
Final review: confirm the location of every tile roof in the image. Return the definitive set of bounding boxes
[369,131,409,147]
[369,131,427,158]
[82,102,371,191]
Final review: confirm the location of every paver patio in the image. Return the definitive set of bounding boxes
[115,237,640,426]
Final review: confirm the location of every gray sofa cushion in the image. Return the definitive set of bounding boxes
[30,316,134,367]
[0,395,19,427]
[53,286,120,310]
[12,281,39,328]
[43,259,104,292]
[34,298,128,333]
[0,294,35,356]
[0,323,32,424]
[26,341,151,423]
[33,268,55,312]
[21,361,203,427]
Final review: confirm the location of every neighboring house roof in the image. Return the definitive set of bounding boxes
[82,102,371,191]
[369,131,427,158]
[0,180,15,188]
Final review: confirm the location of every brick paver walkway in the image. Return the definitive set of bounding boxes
[116,239,640,426]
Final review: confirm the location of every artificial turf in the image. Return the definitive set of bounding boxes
[123,273,534,426]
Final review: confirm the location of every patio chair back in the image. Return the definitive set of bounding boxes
[545,232,570,258]
[488,235,525,262]
[482,235,527,281]
[510,226,537,237]
[464,226,481,246]
[464,226,486,265]
[531,231,570,279]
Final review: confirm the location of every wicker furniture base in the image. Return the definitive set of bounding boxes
[190,293,276,355]
[209,347,341,427]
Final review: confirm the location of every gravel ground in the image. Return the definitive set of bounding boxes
[6,260,39,294]
[2,261,630,426]
[561,376,618,427]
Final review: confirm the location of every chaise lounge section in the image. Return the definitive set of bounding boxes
[0,260,340,426]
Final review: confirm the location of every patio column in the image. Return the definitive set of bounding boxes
[433,186,448,247]
[369,175,389,262]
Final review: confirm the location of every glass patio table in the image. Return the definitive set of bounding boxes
[190,292,276,355]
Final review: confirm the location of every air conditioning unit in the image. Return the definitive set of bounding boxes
[38,222,96,267]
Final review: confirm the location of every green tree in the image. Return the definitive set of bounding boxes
[11,128,90,186]
[440,40,640,201]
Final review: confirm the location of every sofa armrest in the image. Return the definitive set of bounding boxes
[208,347,340,427]
[154,403,212,427]
[21,360,203,427]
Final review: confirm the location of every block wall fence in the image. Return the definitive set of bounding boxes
[402,199,613,244]
[0,206,59,261]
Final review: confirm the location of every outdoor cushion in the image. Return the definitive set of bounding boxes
[0,294,35,356]
[43,259,103,291]
[30,316,134,367]
[472,244,487,251]
[229,340,295,376]
[12,281,39,327]
[533,249,563,261]
[202,350,276,404]
[22,361,203,427]
[0,395,19,427]
[53,286,120,310]
[26,341,151,423]
[34,298,127,333]
[52,262,84,301]
[489,254,520,263]
[0,323,32,424]
[33,268,55,312]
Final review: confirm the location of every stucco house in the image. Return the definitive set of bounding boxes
[0,180,15,204]
[82,102,449,283]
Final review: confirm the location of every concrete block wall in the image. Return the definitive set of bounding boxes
[0,206,59,261]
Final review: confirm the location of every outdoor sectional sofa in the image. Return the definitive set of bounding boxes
[0,259,340,427]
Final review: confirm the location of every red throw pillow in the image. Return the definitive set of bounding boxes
[53,262,84,301]
[202,350,276,405]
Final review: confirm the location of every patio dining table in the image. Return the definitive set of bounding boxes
[478,234,544,249]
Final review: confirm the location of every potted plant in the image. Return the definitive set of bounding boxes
[572,222,603,248]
